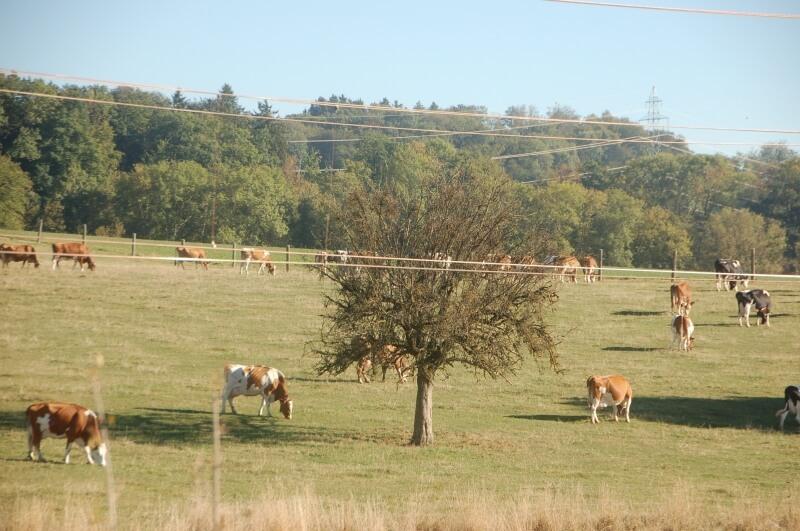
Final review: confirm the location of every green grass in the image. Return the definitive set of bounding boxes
[0,248,799,526]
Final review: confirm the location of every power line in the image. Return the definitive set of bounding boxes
[3,88,798,149]
[543,0,800,19]
[3,67,800,136]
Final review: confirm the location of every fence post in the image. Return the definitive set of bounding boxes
[37,219,43,243]
[285,245,291,273]
[598,249,604,282]
[82,224,87,244]
[131,233,136,256]
[231,243,236,269]
[211,396,222,531]
[751,247,756,281]
[671,250,678,282]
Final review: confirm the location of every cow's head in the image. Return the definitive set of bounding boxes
[87,258,96,271]
[267,262,276,276]
[757,307,770,325]
[91,443,108,467]
[280,398,293,420]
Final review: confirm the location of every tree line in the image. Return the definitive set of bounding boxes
[0,74,797,272]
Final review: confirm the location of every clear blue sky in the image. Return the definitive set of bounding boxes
[1,0,798,155]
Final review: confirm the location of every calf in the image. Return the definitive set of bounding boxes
[352,337,412,384]
[51,243,95,272]
[670,282,693,316]
[239,248,275,276]
[580,255,599,283]
[26,402,107,466]
[220,364,293,418]
[0,243,40,268]
[586,375,632,424]
[671,314,695,351]
[175,246,208,270]
[735,289,771,327]
[776,385,800,430]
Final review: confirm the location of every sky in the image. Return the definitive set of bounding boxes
[1,0,799,156]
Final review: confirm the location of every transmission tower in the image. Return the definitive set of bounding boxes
[641,86,668,153]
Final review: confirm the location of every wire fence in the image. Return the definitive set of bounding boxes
[2,231,799,283]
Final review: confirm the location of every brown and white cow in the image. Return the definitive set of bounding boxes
[352,337,413,384]
[51,243,95,272]
[220,364,293,418]
[514,255,537,273]
[26,402,107,466]
[175,246,208,270]
[670,282,693,316]
[239,248,275,276]
[544,255,581,283]
[580,255,599,283]
[0,243,40,268]
[586,375,632,424]
[671,314,695,351]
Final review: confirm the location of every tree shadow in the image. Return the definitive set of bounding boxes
[694,323,740,327]
[612,310,666,316]
[627,396,785,431]
[507,414,585,423]
[602,346,662,352]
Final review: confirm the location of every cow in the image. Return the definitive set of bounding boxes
[586,375,632,424]
[351,336,413,384]
[0,243,40,268]
[580,255,599,283]
[220,364,293,419]
[175,246,208,270]
[514,255,537,273]
[735,289,771,327]
[543,255,580,283]
[26,402,107,466]
[671,314,695,351]
[330,250,349,264]
[670,282,693,316]
[239,248,275,276]
[776,385,800,430]
[715,258,749,291]
[51,243,95,272]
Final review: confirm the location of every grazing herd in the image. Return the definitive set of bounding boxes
[5,246,796,466]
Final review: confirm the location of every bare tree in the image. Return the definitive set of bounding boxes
[315,158,560,446]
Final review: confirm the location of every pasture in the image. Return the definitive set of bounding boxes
[1,239,799,529]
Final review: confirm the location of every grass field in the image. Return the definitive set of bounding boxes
[1,235,799,529]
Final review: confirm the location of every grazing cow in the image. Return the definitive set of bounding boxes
[671,314,695,351]
[26,402,107,466]
[586,375,632,424]
[351,336,413,384]
[0,243,40,268]
[239,248,275,276]
[175,246,208,270]
[543,255,581,283]
[670,282,693,316]
[220,364,293,419]
[580,255,599,283]
[735,289,771,327]
[715,258,749,291]
[51,243,95,272]
[776,385,800,430]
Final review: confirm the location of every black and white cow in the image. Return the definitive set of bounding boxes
[715,258,749,291]
[735,289,771,327]
[776,385,800,430]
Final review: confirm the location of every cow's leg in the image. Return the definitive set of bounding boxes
[258,262,266,275]
[613,403,619,422]
[52,256,58,270]
[777,405,789,430]
[260,394,275,417]
[590,401,600,424]
[744,303,752,327]
[27,425,37,461]
[381,364,388,382]
[64,441,73,464]
[624,397,632,423]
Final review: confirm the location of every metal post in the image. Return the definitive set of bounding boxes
[598,249,604,282]
[181,239,186,246]
[231,243,236,268]
[37,219,43,243]
[131,233,136,256]
[82,224,87,244]
[285,245,291,273]
[751,247,756,281]
[671,250,678,282]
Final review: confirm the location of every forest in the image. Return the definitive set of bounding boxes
[1,74,797,272]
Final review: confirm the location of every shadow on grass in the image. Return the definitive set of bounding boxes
[516,396,790,431]
[694,323,740,327]
[612,310,666,316]
[602,346,662,352]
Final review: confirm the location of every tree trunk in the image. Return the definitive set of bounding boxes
[411,369,434,446]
